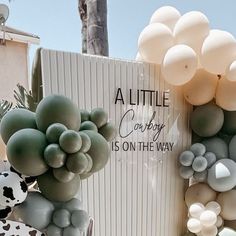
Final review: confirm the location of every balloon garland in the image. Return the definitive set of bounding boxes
[0,94,116,235]
[137,5,236,236]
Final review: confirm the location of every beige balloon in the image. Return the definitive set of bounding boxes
[174,11,210,53]
[150,6,181,31]
[138,23,174,64]
[161,44,198,86]
[216,76,236,111]
[217,190,236,220]
[201,30,236,75]
[185,183,217,208]
[183,69,219,105]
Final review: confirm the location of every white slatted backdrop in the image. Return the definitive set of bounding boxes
[40,49,192,236]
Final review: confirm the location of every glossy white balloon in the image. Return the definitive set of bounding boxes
[226,61,236,81]
[187,218,202,233]
[150,6,181,31]
[216,216,223,228]
[201,225,218,236]
[206,201,221,215]
[161,44,198,86]
[200,210,217,227]
[138,23,174,64]
[189,203,205,218]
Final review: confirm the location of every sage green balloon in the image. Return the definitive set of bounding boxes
[59,130,82,154]
[80,121,98,132]
[83,130,110,173]
[63,226,81,236]
[80,109,90,122]
[0,108,37,144]
[14,191,54,230]
[62,198,82,212]
[7,128,48,176]
[80,172,93,180]
[84,154,93,173]
[66,152,89,174]
[229,135,236,162]
[99,122,117,141]
[37,170,80,202]
[222,110,236,135]
[90,108,108,128]
[53,209,71,228]
[53,167,75,183]
[44,144,66,168]
[190,103,224,137]
[46,123,67,143]
[35,95,81,132]
[71,210,89,231]
[46,224,62,236]
[79,132,91,153]
[202,137,228,160]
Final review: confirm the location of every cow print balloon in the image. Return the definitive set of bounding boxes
[0,205,12,219]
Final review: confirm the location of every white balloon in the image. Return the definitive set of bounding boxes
[226,61,236,81]
[200,210,217,227]
[138,23,174,64]
[174,11,210,53]
[201,30,236,75]
[189,203,205,218]
[150,6,181,31]
[135,52,144,62]
[161,44,198,86]
[187,218,202,233]
[201,225,218,236]
[216,76,236,111]
[206,201,221,215]
[216,216,223,228]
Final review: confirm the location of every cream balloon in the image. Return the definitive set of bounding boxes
[138,23,174,64]
[200,210,217,227]
[161,44,198,86]
[216,216,224,228]
[201,30,236,75]
[189,203,205,218]
[201,225,218,236]
[226,61,236,81]
[183,69,218,105]
[206,201,221,216]
[216,76,236,111]
[150,6,181,31]
[187,218,202,233]
[174,11,210,53]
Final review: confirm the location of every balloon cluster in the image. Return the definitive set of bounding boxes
[137,6,236,111]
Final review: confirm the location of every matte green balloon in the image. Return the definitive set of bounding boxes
[44,144,66,168]
[179,151,195,167]
[53,167,75,183]
[46,123,67,143]
[218,131,233,145]
[80,109,90,122]
[202,137,228,160]
[193,170,208,182]
[192,156,208,172]
[90,108,108,128]
[222,110,236,135]
[62,198,83,212]
[0,108,37,144]
[37,170,80,202]
[204,152,217,168]
[179,166,194,179]
[71,210,89,231]
[80,121,98,132]
[190,103,224,137]
[84,154,93,173]
[229,135,236,162]
[53,209,71,228]
[63,226,81,236]
[59,130,82,154]
[66,152,89,174]
[46,224,62,236]
[79,132,91,153]
[80,172,93,180]
[35,95,81,132]
[99,122,117,141]
[83,130,110,173]
[14,192,54,230]
[7,128,48,176]
[190,143,206,156]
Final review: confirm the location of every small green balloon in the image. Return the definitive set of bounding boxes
[44,144,66,168]
[80,109,90,122]
[37,170,80,202]
[0,108,37,144]
[71,209,89,231]
[62,198,83,212]
[66,152,89,174]
[59,130,82,154]
[192,156,208,172]
[179,166,194,179]
[7,128,48,176]
[63,226,81,236]
[193,170,208,182]
[80,121,98,132]
[46,123,67,143]
[98,122,117,141]
[229,135,236,162]
[90,108,108,128]
[204,152,217,168]
[79,132,91,153]
[84,153,93,173]
[46,224,62,236]
[190,143,206,156]
[53,167,75,183]
[179,151,195,167]
[53,209,71,228]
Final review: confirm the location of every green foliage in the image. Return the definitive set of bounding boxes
[0,100,13,121]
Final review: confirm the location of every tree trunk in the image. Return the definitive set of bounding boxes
[79,0,88,53]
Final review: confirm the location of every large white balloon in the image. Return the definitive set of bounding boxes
[150,6,181,31]
[138,23,174,64]
[216,76,236,111]
[174,11,210,53]
[201,30,236,75]
[226,61,236,81]
[161,44,198,86]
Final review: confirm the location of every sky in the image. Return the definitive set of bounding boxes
[2,0,236,63]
